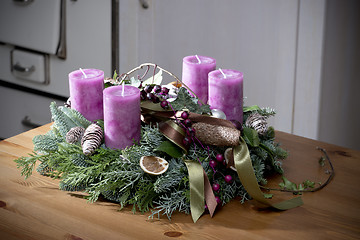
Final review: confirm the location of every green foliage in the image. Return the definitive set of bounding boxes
[170,87,211,114]
[153,159,187,193]
[155,140,184,158]
[243,105,276,117]
[33,134,63,152]
[58,106,92,129]
[36,162,52,176]
[243,127,260,147]
[14,152,44,179]
[50,102,78,138]
[263,193,273,199]
[279,176,315,195]
[14,101,290,220]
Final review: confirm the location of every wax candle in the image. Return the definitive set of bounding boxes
[182,55,216,104]
[103,85,141,149]
[69,68,104,122]
[208,69,244,123]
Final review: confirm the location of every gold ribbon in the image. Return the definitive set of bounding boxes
[234,137,303,210]
[159,120,188,152]
[184,160,205,223]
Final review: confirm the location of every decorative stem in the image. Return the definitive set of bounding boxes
[260,147,334,193]
[121,63,206,105]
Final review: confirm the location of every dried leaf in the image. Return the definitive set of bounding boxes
[142,69,163,86]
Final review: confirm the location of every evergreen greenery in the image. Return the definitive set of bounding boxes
[15,100,288,220]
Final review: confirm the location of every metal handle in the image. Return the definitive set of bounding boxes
[21,116,41,129]
[13,63,35,74]
[139,0,149,9]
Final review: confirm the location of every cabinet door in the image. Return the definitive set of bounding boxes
[120,0,299,133]
[0,86,64,139]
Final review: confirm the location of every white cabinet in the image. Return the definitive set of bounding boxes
[0,86,63,139]
[0,0,112,98]
[119,0,325,136]
[0,0,62,55]
[0,0,112,138]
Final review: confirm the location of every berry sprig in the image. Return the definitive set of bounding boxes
[173,109,235,206]
[140,84,170,109]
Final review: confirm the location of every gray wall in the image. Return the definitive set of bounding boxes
[318,0,360,150]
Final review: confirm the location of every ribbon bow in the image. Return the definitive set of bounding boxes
[143,109,303,222]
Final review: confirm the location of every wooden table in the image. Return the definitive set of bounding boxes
[0,124,359,240]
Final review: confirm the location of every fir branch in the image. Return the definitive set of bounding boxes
[154,159,186,193]
[33,134,62,153]
[128,178,159,213]
[36,162,53,176]
[59,180,87,192]
[49,102,78,138]
[15,152,48,179]
[169,87,211,114]
[59,106,92,129]
[150,190,190,220]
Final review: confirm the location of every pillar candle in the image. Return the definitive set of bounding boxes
[103,85,141,149]
[208,69,244,123]
[182,55,216,104]
[69,69,104,122]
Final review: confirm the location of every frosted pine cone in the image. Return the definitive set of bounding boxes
[245,112,268,135]
[81,124,103,156]
[66,126,85,144]
[64,97,71,108]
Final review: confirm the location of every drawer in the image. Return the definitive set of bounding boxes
[0,86,64,139]
[11,49,49,84]
[0,0,63,56]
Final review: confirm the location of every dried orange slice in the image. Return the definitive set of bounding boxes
[140,156,169,175]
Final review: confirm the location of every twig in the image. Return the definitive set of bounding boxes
[121,63,206,105]
[260,147,334,193]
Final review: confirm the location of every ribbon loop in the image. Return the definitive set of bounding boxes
[233,137,303,210]
[184,160,205,222]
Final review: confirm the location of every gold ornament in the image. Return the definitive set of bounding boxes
[192,122,241,146]
[81,124,103,156]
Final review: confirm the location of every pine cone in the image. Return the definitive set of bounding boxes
[81,124,103,156]
[192,122,241,146]
[245,112,268,135]
[66,126,85,144]
[64,97,71,108]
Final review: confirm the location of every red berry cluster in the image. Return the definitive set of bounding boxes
[209,152,234,206]
[140,84,170,109]
[178,111,196,147]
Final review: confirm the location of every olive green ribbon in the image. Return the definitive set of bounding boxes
[184,160,205,223]
[234,137,303,210]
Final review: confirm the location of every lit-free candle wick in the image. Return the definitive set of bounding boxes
[122,81,125,96]
[195,55,202,64]
[219,68,227,79]
[79,68,87,78]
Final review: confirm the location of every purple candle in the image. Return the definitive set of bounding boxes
[208,69,244,123]
[182,55,216,104]
[103,85,141,149]
[69,68,104,122]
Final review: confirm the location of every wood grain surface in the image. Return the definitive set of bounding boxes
[0,124,359,240]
